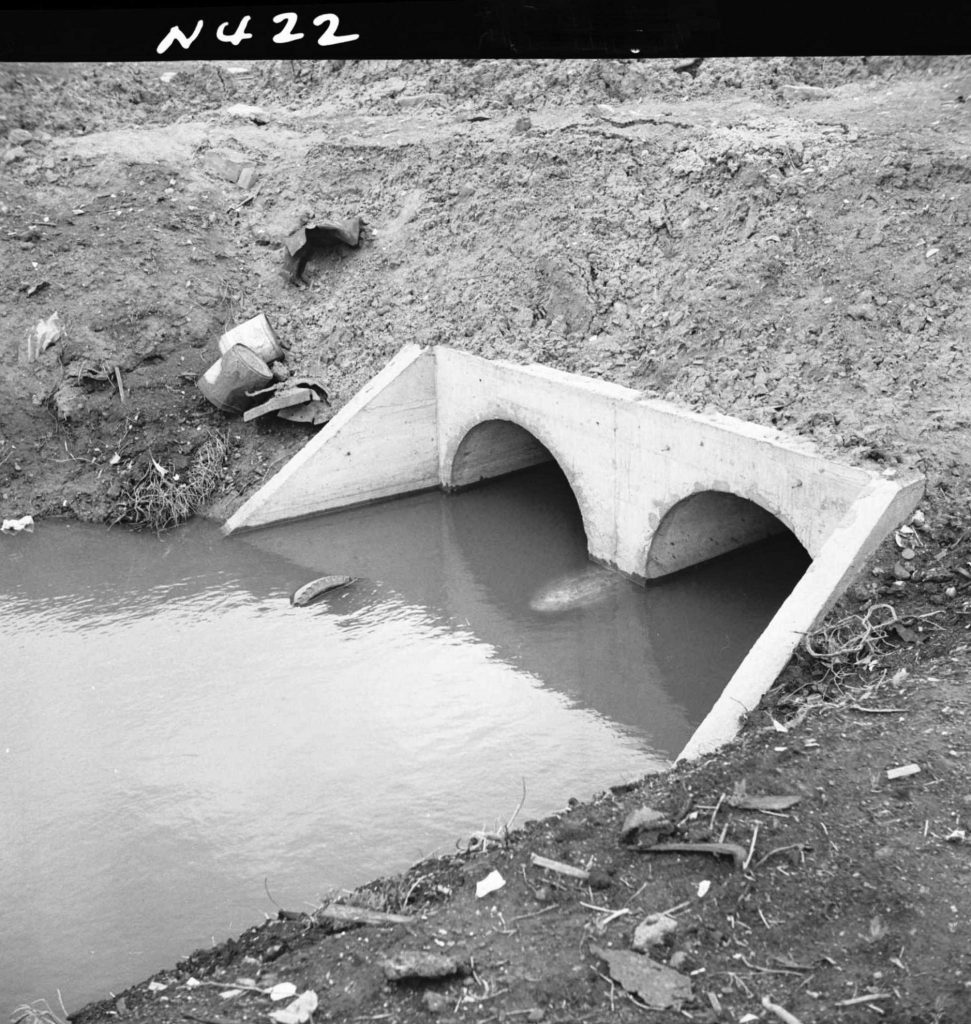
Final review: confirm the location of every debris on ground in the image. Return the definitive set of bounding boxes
[726,781,802,812]
[26,311,61,361]
[380,951,467,982]
[290,574,356,607]
[243,377,330,425]
[474,869,505,898]
[202,148,258,188]
[631,912,678,951]
[268,989,317,1024]
[619,806,675,844]
[283,214,363,285]
[1,514,34,534]
[591,944,692,1010]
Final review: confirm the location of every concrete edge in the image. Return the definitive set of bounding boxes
[437,345,872,486]
[675,473,926,762]
[222,344,429,536]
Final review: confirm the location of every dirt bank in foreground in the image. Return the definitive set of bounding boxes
[3,58,971,1023]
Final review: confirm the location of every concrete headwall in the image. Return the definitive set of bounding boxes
[223,343,924,760]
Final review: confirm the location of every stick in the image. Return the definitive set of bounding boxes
[114,365,126,404]
[761,995,804,1024]
[743,823,760,871]
[834,993,890,1007]
[754,844,809,869]
[317,903,413,926]
[633,842,747,869]
[530,853,590,880]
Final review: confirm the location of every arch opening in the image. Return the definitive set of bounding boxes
[447,419,557,492]
[645,490,810,581]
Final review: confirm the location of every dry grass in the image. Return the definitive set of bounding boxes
[11,998,69,1024]
[109,430,229,532]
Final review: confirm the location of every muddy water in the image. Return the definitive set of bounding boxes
[0,465,808,1013]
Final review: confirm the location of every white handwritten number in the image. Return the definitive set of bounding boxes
[313,13,359,46]
[272,12,305,43]
[156,20,203,55]
[216,15,254,46]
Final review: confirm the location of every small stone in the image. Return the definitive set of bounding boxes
[423,991,447,1014]
[586,868,613,890]
[892,562,911,580]
[632,913,678,951]
[846,303,878,321]
[668,951,689,971]
[900,547,916,561]
[780,83,832,101]
[527,1010,545,1022]
[237,166,259,190]
[8,128,33,145]
[3,146,26,164]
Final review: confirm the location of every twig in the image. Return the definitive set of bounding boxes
[834,993,891,1008]
[264,876,282,909]
[846,705,906,714]
[761,995,804,1024]
[738,955,808,977]
[633,841,747,869]
[530,853,590,880]
[510,905,557,923]
[709,792,726,830]
[317,902,412,927]
[743,823,760,871]
[754,844,810,870]
[182,1015,243,1024]
[114,365,126,404]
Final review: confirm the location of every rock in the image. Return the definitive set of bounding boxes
[396,92,446,108]
[781,84,832,101]
[53,382,85,421]
[381,950,466,982]
[3,146,26,164]
[513,115,533,133]
[203,149,254,184]
[586,867,613,890]
[237,166,259,190]
[591,945,691,1010]
[422,991,447,1014]
[8,128,33,145]
[619,806,674,845]
[226,103,270,124]
[668,951,690,971]
[892,562,911,581]
[846,303,878,321]
[632,913,678,951]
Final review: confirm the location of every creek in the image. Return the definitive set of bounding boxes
[0,464,808,1013]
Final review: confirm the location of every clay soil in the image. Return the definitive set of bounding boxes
[3,57,971,1024]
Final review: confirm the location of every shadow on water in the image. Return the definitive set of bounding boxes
[244,462,811,750]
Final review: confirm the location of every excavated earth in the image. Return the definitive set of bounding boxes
[3,57,971,1024]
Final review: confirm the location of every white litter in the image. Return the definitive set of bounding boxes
[476,869,506,898]
[270,990,318,1024]
[1,515,34,534]
[696,879,711,898]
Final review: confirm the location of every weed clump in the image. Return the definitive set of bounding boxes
[109,431,230,532]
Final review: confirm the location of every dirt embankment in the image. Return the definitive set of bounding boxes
[3,58,971,1024]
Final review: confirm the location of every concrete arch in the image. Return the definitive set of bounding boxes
[644,488,809,580]
[444,417,597,552]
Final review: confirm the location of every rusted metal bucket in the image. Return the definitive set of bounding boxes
[217,313,284,364]
[197,344,273,414]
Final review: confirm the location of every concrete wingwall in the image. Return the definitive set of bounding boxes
[223,343,924,760]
